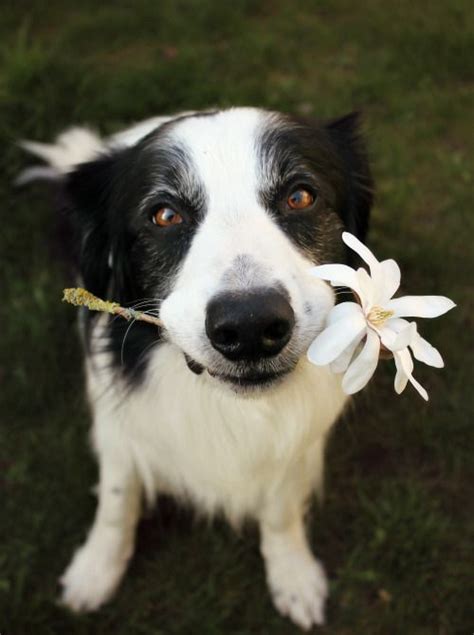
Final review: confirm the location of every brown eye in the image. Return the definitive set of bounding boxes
[152,207,183,227]
[287,188,315,210]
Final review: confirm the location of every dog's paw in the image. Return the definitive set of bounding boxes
[59,537,131,613]
[266,550,328,631]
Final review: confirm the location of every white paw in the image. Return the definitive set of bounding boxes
[59,534,132,613]
[266,550,329,631]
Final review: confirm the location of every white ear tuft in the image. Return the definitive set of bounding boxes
[17,127,105,184]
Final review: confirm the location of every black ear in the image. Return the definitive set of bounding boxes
[326,112,373,241]
[64,153,119,300]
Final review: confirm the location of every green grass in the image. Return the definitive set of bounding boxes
[1,1,473,633]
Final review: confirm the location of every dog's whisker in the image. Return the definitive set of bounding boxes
[129,300,160,310]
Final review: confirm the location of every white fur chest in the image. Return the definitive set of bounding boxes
[89,343,347,523]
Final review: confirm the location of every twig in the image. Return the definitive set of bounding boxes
[62,288,163,327]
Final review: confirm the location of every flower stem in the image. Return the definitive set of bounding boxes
[62,288,163,327]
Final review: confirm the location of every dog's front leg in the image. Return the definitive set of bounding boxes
[259,494,328,631]
[60,451,141,612]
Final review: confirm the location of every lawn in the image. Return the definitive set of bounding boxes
[0,1,473,633]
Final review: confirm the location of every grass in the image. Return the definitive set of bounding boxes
[1,1,473,633]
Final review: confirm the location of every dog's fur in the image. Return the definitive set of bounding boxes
[22,107,372,630]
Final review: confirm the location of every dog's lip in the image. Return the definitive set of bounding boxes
[184,354,205,375]
[208,368,290,387]
[183,353,291,386]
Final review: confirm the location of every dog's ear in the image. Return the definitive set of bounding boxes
[325,112,373,241]
[65,152,121,300]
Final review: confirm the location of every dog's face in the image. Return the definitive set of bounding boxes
[67,108,372,392]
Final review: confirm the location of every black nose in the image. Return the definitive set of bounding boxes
[205,288,295,361]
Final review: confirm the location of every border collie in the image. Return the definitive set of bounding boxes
[21,108,372,630]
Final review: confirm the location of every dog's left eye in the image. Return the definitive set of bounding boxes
[152,207,183,227]
[287,188,316,210]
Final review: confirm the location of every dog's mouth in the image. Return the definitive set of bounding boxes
[208,367,290,389]
[184,354,292,390]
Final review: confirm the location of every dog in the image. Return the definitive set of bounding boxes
[20,107,372,630]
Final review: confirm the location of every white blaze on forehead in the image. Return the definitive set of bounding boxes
[169,108,266,219]
[161,107,313,290]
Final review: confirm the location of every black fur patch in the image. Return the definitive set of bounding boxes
[65,128,206,384]
[258,112,373,266]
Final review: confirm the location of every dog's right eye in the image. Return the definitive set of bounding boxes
[152,207,183,227]
[287,188,316,211]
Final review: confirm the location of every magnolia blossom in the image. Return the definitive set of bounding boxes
[307,232,455,400]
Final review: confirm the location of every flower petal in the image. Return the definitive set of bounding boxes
[309,264,361,295]
[376,318,410,350]
[330,336,362,373]
[342,232,379,270]
[394,348,429,401]
[385,318,443,367]
[385,317,411,332]
[408,373,429,402]
[391,322,417,351]
[410,332,444,368]
[307,313,367,366]
[393,350,410,394]
[327,301,363,326]
[342,329,380,394]
[355,267,375,310]
[378,317,411,351]
[380,327,397,350]
[386,295,456,319]
[342,233,387,305]
[378,259,401,304]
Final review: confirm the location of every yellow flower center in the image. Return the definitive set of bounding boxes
[367,306,394,326]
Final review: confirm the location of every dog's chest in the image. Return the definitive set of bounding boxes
[90,344,346,521]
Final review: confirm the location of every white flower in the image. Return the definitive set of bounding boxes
[307,232,455,400]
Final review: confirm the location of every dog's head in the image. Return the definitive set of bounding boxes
[67,108,372,392]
